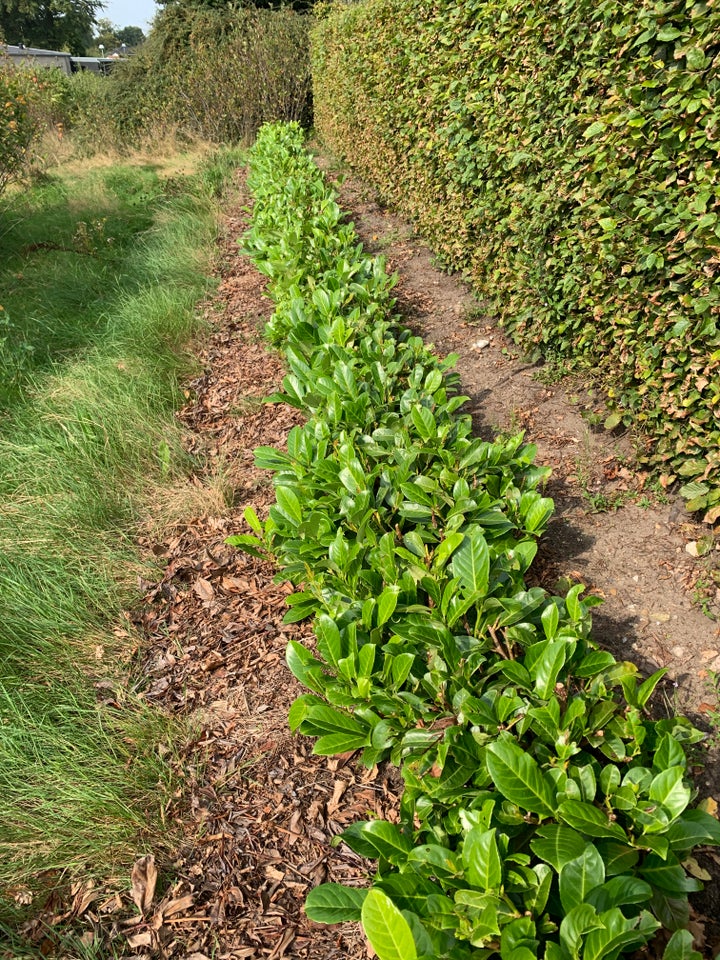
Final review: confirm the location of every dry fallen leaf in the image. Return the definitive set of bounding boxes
[684,857,713,882]
[194,577,215,601]
[162,893,194,918]
[126,930,154,948]
[130,854,157,916]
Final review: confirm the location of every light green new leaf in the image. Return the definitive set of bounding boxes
[243,505,263,533]
[361,888,418,960]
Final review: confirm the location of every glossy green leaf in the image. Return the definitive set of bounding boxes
[486,740,556,817]
[648,768,692,820]
[557,800,627,840]
[361,888,418,960]
[451,528,490,596]
[530,824,587,871]
[462,827,503,891]
[559,844,605,911]
[275,485,303,526]
[305,883,367,923]
[662,929,702,960]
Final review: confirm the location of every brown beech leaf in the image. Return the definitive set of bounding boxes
[194,577,215,601]
[130,854,157,915]
[126,930,154,949]
[163,894,195,917]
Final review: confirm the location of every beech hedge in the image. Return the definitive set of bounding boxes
[311,0,720,517]
[230,121,720,960]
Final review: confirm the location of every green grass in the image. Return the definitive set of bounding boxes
[0,146,245,925]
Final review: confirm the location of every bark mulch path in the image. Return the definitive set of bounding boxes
[115,184,399,959]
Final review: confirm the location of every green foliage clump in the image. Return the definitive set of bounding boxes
[312,0,720,518]
[88,4,312,148]
[0,70,34,195]
[0,0,100,56]
[232,122,719,960]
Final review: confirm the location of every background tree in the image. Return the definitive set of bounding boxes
[116,25,145,47]
[154,0,317,12]
[91,15,118,50]
[0,0,101,54]
[88,18,145,55]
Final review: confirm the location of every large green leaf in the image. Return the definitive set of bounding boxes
[530,824,587,871]
[486,739,556,817]
[313,731,371,754]
[377,585,400,626]
[640,854,703,894]
[557,800,627,840]
[559,904,603,956]
[356,820,414,863]
[361,888,418,960]
[275,485,303,526]
[451,527,490,596]
[648,767,692,821]
[532,640,568,699]
[586,875,653,912]
[316,615,343,668]
[662,929,702,960]
[305,883,367,923]
[462,827,503,891]
[559,844,605,912]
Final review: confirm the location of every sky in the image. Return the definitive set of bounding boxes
[99,0,158,31]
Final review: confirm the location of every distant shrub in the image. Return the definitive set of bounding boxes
[78,6,313,148]
[312,0,720,516]
[0,70,33,195]
[0,64,73,193]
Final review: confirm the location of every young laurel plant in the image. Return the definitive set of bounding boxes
[228,123,720,960]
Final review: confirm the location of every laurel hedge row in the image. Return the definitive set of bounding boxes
[311,0,720,518]
[234,121,719,960]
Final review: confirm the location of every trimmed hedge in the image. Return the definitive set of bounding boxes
[231,122,720,960]
[311,0,720,518]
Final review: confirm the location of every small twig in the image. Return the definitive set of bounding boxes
[488,622,515,660]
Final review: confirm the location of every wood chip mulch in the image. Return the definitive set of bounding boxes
[117,175,399,958]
